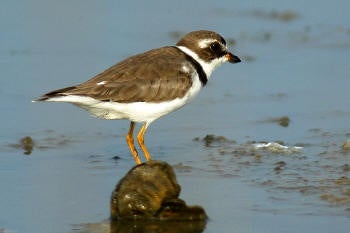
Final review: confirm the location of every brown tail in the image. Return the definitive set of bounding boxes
[33,86,76,101]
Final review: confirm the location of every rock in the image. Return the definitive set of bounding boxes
[110,160,207,221]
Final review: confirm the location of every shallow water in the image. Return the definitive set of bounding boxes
[1,1,350,232]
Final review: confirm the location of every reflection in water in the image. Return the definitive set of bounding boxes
[110,219,206,233]
[72,219,206,233]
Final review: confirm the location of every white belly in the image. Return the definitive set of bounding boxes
[75,96,193,122]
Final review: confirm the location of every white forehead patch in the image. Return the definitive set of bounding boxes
[198,38,217,48]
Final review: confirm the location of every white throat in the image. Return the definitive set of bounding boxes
[176,45,227,78]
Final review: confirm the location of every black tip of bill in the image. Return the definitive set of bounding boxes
[226,52,241,64]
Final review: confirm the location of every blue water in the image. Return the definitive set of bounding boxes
[1,1,350,232]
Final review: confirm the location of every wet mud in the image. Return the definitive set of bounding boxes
[189,134,350,212]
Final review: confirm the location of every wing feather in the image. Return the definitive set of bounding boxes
[43,46,195,103]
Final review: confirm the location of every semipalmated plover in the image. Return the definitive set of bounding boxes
[34,30,241,164]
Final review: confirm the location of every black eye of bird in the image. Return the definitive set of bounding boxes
[210,42,221,53]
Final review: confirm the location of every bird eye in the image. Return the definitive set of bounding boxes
[210,42,221,52]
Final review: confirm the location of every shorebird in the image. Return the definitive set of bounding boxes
[34,30,241,164]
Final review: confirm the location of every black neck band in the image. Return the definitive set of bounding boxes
[173,46,207,86]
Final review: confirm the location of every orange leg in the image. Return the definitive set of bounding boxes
[137,122,152,161]
[125,121,142,165]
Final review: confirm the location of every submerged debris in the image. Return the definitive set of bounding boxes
[341,164,350,172]
[274,161,287,174]
[320,193,350,205]
[193,134,236,147]
[259,116,291,127]
[211,8,299,22]
[335,176,350,185]
[20,136,34,155]
[252,10,299,22]
[318,176,350,205]
[8,136,35,155]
